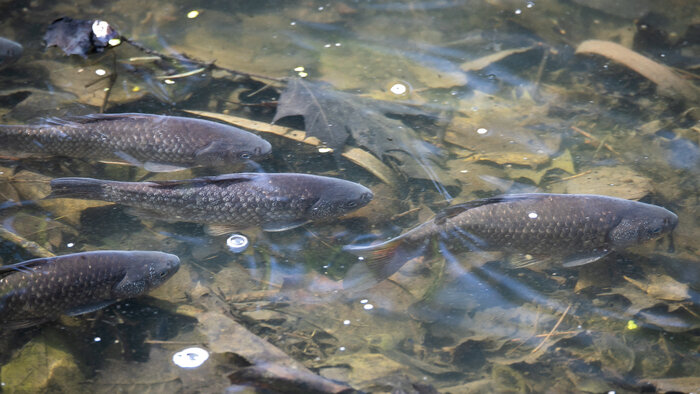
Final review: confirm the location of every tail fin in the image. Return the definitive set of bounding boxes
[342,234,429,291]
[47,177,106,200]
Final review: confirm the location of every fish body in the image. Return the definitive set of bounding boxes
[0,250,180,330]
[0,113,271,172]
[343,194,678,287]
[0,37,22,68]
[49,173,374,233]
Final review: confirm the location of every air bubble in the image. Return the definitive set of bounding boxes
[227,234,249,253]
[173,347,209,368]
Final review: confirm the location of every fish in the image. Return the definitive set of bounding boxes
[343,193,678,288]
[48,173,374,234]
[0,113,272,172]
[0,37,22,68]
[0,250,180,330]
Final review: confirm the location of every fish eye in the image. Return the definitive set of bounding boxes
[160,271,168,278]
[240,152,252,159]
[346,201,358,208]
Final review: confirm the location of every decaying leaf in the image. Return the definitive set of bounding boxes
[320,41,467,90]
[463,151,550,168]
[505,149,575,184]
[183,110,398,187]
[549,165,652,200]
[575,40,700,102]
[623,274,689,302]
[228,363,356,394]
[273,78,451,183]
[460,46,535,72]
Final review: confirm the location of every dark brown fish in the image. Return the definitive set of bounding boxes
[343,193,678,288]
[0,113,271,172]
[0,250,180,330]
[48,173,374,234]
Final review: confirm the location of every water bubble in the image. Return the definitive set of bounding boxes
[514,9,522,15]
[94,337,101,342]
[95,69,106,76]
[363,304,374,310]
[390,83,408,95]
[226,234,249,253]
[187,10,200,19]
[339,346,346,351]
[173,347,209,368]
[360,299,368,304]
[67,242,75,248]
[343,320,351,325]
[528,212,538,219]
[526,1,535,8]
[477,128,488,135]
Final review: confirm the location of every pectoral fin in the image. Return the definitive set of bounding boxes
[561,250,610,267]
[66,301,115,316]
[144,162,189,173]
[262,220,309,232]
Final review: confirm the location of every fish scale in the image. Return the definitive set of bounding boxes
[49,173,374,234]
[343,193,677,289]
[0,250,180,330]
[0,113,271,171]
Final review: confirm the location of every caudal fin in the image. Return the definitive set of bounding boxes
[342,235,429,291]
[47,177,106,200]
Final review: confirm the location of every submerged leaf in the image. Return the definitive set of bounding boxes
[273,78,449,183]
[575,40,700,102]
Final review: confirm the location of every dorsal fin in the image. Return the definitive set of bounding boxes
[0,256,54,279]
[434,194,545,225]
[149,173,261,188]
[42,113,157,126]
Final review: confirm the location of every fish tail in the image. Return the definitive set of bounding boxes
[47,177,107,199]
[342,234,428,291]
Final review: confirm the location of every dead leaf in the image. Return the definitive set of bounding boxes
[549,166,652,200]
[623,274,689,302]
[273,78,451,184]
[464,151,550,168]
[575,40,700,102]
[460,46,535,72]
[320,41,466,90]
[183,110,398,187]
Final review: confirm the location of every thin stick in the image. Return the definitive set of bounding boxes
[571,126,619,155]
[122,37,286,83]
[556,170,592,182]
[531,304,571,354]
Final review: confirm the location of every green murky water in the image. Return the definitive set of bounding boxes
[1,0,699,392]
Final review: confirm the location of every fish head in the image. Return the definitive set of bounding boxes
[194,127,272,166]
[111,252,181,298]
[308,180,373,219]
[608,204,678,248]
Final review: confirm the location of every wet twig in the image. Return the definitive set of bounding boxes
[571,126,619,155]
[121,37,286,84]
[531,304,572,354]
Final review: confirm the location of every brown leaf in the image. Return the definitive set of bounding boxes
[575,40,700,102]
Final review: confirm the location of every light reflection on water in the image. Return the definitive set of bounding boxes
[0,0,699,392]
